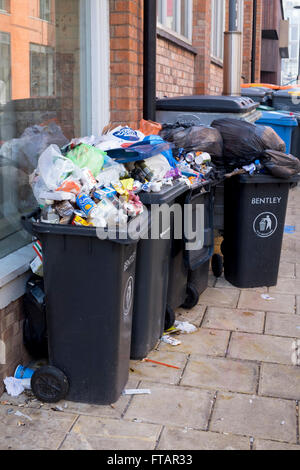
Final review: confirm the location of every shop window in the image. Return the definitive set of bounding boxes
[157,0,193,41]
[0,0,110,259]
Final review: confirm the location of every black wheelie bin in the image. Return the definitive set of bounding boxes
[21,210,145,405]
[222,174,299,288]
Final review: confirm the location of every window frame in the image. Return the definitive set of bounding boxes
[157,0,193,43]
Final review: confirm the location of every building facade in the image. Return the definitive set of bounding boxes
[0,0,283,393]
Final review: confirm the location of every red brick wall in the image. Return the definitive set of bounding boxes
[108,0,264,127]
[156,37,195,98]
[109,0,144,128]
[0,299,31,396]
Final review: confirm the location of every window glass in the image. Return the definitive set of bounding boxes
[157,0,192,40]
[0,0,83,259]
[40,0,51,22]
[0,0,10,13]
[211,0,225,61]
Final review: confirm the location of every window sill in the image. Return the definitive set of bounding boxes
[0,244,34,288]
[210,57,224,69]
[157,27,197,55]
[0,244,35,310]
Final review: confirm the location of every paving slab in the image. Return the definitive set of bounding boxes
[269,278,300,295]
[253,439,300,450]
[215,277,267,293]
[228,332,295,365]
[175,305,206,327]
[202,307,265,333]
[124,382,214,430]
[265,313,300,339]
[60,417,162,450]
[259,363,300,400]
[181,355,258,394]
[198,287,240,309]
[210,392,297,443]
[158,328,230,357]
[0,405,76,450]
[278,262,296,279]
[238,290,296,314]
[157,427,250,450]
[129,350,187,385]
[297,296,300,315]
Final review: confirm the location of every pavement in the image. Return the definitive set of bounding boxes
[0,185,300,451]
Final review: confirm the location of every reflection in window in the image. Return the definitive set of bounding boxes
[0,32,10,105]
[0,0,10,13]
[0,0,82,259]
[40,0,51,22]
[30,44,55,97]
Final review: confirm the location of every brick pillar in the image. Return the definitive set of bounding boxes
[109,0,144,129]
[193,0,211,95]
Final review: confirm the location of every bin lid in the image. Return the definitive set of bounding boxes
[241,87,273,98]
[274,88,300,98]
[256,110,298,127]
[156,95,258,113]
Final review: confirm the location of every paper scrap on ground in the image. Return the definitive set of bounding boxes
[261,294,275,301]
[14,410,33,421]
[161,335,181,346]
[122,389,151,395]
[4,377,27,397]
[174,321,197,334]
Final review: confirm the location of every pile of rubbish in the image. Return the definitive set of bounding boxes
[210,118,300,178]
[160,118,300,179]
[28,119,218,229]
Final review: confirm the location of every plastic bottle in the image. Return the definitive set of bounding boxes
[41,204,60,224]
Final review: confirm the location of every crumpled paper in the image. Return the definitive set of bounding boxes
[4,377,31,397]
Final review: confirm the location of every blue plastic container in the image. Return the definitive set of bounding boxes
[256,111,298,153]
[14,365,35,379]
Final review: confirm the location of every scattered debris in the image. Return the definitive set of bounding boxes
[142,358,180,370]
[14,410,32,421]
[51,405,64,412]
[122,389,151,396]
[174,321,197,334]
[261,294,275,301]
[161,335,181,346]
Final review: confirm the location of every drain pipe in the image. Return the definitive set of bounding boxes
[143,0,157,121]
[223,0,242,95]
[251,0,257,83]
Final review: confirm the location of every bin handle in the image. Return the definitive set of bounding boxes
[21,209,40,236]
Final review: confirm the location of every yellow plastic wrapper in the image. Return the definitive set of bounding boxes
[121,178,134,191]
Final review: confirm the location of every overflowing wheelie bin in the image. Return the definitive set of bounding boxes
[130,182,187,360]
[22,211,145,404]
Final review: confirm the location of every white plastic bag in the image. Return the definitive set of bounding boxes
[38,144,80,191]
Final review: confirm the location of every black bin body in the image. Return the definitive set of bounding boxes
[132,183,187,359]
[167,182,215,310]
[22,214,140,405]
[223,174,297,288]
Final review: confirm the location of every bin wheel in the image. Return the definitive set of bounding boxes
[31,365,69,403]
[181,283,199,310]
[220,240,226,256]
[212,254,223,278]
[164,305,175,331]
